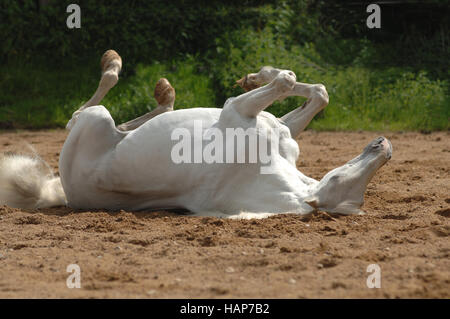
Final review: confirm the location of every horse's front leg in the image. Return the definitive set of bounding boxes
[235,66,329,139]
[280,82,329,139]
[229,69,297,119]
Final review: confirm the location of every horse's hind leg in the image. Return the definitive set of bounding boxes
[116,78,175,131]
[66,50,122,130]
[59,104,125,208]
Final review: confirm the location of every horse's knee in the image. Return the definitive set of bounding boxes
[83,104,110,117]
[81,105,115,129]
[68,105,123,159]
[312,84,329,108]
[270,70,297,94]
[69,105,116,135]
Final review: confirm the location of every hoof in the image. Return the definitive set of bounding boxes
[100,50,122,74]
[235,74,261,92]
[154,78,175,106]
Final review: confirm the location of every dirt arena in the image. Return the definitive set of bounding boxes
[0,129,448,298]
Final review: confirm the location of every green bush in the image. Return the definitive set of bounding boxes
[210,27,449,131]
[0,56,215,128]
[104,57,216,124]
[0,1,448,130]
[0,0,273,65]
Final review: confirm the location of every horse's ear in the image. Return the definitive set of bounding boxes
[305,197,319,209]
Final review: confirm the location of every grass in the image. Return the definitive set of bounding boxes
[0,58,98,128]
[101,58,216,126]
[308,69,449,131]
[211,28,449,131]
[0,57,215,129]
[0,29,448,131]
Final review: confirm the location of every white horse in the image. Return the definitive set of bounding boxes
[0,50,392,218]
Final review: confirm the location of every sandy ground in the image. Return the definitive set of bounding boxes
[0,129,448,298]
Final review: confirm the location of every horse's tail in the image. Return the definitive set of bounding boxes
[0,153,66,209]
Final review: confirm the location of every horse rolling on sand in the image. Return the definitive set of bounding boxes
[0,50,392,219]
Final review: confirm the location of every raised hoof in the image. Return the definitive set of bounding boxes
[100,50,122,74]
[154,78,175,106]
[235,74,261,92]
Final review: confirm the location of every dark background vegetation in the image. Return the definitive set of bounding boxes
[0,0,448,130]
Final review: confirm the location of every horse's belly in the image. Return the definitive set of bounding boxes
[109,108,221,194]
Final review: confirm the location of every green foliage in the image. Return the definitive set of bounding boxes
[211,27,448,131]
[310,69,449,131]
[104,57,216,124]
[0,58,98,128]
[0,0,272,65]
[0,57,215,128]
[0,1,448,130]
